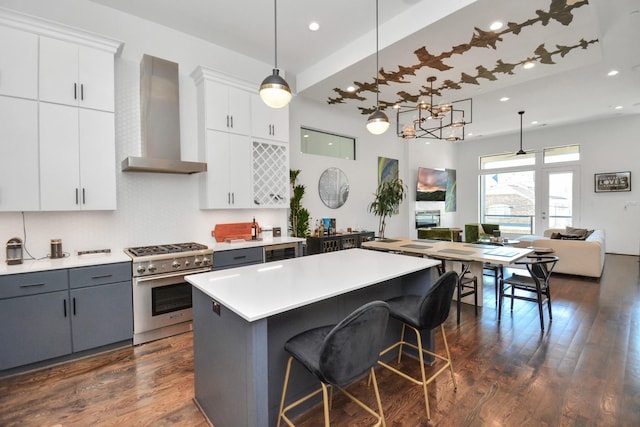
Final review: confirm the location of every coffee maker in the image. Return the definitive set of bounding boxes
[6,237,23,265]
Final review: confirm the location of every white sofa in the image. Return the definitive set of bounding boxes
[515,228,606,278]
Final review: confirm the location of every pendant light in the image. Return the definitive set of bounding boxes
[259,0,292,109]
[516,110,526,155]
[366,0,389,135]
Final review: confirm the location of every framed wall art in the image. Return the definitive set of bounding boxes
[594,171,631,193]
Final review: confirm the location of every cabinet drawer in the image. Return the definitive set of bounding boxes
[213,247,263,270]
[69,262,132,289]
[0,270,68,299]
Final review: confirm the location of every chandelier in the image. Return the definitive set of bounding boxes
[395,76,472,141]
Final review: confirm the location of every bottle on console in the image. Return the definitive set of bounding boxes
[251,217,257,240]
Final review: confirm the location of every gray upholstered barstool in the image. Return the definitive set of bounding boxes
[377,271,458,419]
[277,301,390,427]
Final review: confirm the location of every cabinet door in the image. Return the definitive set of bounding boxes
[252,140,289,207]
[39,36,79,107]
[40,102,80,211]
[0,26,38,99]
[204,81,251,135]
[251,95,289,142]
[0,97,39,211]
[78,46,115,111]
[201,130,251,209]
[70,281,133,352]
[79,109,116,210]
[0,291,72,370]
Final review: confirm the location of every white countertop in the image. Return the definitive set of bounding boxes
[0,251,131,275]
[209,236,305,252]
[186,248,440,322]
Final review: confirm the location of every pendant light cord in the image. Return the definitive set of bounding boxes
[273,0,278,69]
[375,0,380,108]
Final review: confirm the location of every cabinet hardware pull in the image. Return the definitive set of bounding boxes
[80,84,84,100]
[232,192,235,204]
[73,297,76,316]
[228,192,231,204]
[74,83,77,100]
[19,283,45,288]
[233,255,247,260]
[63,299,67,317]
[75,188,79,205]
[226,115,229,128]
[82,188,86,204]
[91,274,113,279]
[230,116,234,128]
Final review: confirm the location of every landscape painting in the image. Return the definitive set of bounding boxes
[417,167,448,201]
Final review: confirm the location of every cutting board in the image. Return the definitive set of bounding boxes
[212,222,261,242]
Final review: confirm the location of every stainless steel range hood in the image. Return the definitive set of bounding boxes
[122,55,207,174]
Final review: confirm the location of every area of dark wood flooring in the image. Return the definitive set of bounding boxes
[1,254,638,426]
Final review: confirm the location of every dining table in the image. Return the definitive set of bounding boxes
[361,237,534,306]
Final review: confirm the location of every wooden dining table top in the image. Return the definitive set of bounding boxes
[361,237,534,266]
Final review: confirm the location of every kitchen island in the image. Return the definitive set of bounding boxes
[186,248,440,427]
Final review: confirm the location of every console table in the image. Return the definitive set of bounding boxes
[306,231,375,255]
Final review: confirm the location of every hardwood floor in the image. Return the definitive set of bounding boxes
[1,254,638,426]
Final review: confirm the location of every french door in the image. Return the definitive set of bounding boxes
[536,166,580,233]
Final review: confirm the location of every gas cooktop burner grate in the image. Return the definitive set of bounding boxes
[127,242,209,258]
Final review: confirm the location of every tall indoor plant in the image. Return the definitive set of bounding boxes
[368,177,406,239]
[289,169,310,237]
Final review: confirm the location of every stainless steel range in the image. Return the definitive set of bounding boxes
[125,242,213,345]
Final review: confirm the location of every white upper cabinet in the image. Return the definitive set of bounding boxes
[203,79,251,135]
[0,97,39,211]
[39,103,116,211]
[39,36,115,112]
[251,94,289,142]
[0,26,38,99]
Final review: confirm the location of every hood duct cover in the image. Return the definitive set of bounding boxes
[122,55,207,174]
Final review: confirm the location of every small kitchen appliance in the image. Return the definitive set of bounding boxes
[124,242,213,345]
[5,237,23,265]
[50,239,64,258]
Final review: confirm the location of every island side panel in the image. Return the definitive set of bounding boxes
[193,286,269,427]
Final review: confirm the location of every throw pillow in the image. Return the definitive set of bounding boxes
[560,233,586,240]
[550,232,561,239]
[565,226,589,238]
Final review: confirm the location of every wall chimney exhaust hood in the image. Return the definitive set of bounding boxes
[122,55,207,174]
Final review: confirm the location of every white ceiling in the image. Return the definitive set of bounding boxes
[89,0,640,139]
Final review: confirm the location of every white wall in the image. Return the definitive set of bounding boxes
[455,115,640,255]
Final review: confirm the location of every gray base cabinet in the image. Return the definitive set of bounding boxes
[0,290,71,370]
[0,262,132,371]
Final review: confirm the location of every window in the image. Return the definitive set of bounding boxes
[300,127,355,160]
[481,171,536,234]
[543,145,579,164]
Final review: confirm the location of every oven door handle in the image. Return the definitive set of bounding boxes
[135,268,212,283]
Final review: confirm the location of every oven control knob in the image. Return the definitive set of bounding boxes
[136,265,146,274]
[184,260,190,267]
[147,264,157,273]
[172,260,181,269]
[202,256,211,265]
[194,257,202,266]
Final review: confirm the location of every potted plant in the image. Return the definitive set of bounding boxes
[289,169,311,237]
[368,178,406,239]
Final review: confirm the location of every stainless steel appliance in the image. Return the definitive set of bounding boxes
[6,237,23,265]
[125,242,212,345]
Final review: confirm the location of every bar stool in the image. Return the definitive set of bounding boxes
[277,301,390,427]
[456,259,478,324]
[377,271,458,420]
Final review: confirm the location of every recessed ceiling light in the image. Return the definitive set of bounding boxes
[608,70,619,76]
[308,22,319,31]
[523,61,535,69]
[531,120,538,125]
[615,105,623,110]
[467,132,473,136]
[500,97,510,102]
[346,86,355,92]
[490,21,503,31]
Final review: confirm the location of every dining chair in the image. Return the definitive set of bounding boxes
[377,271,458,420]
[498,255,559,331]
[278,300,390,427]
